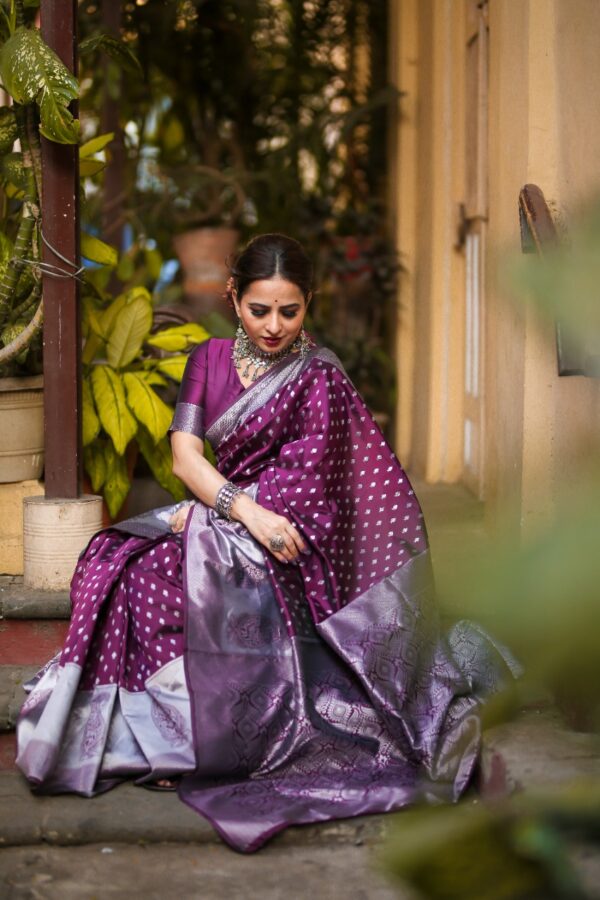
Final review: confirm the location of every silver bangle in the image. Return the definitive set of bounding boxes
[214,481,242,521]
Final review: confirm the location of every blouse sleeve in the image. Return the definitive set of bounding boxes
[168,339,210,440]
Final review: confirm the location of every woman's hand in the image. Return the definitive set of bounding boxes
[232,495,307,564]
[169,502,193,533]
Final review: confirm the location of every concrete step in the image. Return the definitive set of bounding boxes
[0,576,71,619]
[0,842,403,900]
[0,708,597,852]
[479,706,600,797]
[0,619,68,665]
[0,770,387,850]
[0,576,69,669]
[0,665,38,733]
[0,733,16,771]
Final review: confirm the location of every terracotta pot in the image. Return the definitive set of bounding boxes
[0,375,44,483]
[173,227,239,321]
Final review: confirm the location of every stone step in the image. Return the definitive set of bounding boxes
[0,577,70,668]
[0,733,16,771]
[479,706,600,797]
[0,664,38,735]
[0,619,68,665]
[0,576,71,620]
[0,770,387,850]
[1,708,597,853]
[0,842,402,900]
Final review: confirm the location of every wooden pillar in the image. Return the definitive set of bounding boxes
[40,0,81,497]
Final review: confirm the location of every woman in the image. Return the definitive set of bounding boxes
[16,233,517,853]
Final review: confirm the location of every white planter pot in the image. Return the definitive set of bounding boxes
[23,495,103,590]
[0,375,44,483]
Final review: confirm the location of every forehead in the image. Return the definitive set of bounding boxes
[241,277,304,304]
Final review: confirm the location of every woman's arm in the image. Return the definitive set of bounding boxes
[170,431,306,562]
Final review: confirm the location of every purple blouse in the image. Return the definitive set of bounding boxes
[169,338,243,440]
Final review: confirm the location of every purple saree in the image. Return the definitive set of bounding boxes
[16,338,518,853]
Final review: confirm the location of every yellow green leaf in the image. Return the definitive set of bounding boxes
[79,132,114,158]
[144,246,163,280]
[90,365,137,455]
[137,427,186,502]
[139,370,168,387]
[79,158,105,177]
[82,232,118,267]
[102,286,151,337]
[82,331,104,366]
[145,323,209,352]
[123,372,173,443]
[154,354,188,382]
[83,444,107,493]
[106,294,153,368]
[82,377,100,446]
[82,296,107,340]
[102,443,131,519]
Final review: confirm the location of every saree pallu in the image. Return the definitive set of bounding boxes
[16,347,519,853]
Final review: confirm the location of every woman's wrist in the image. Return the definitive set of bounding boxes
[229,491,255,525]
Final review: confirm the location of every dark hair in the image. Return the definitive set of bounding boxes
[226,233,313,304]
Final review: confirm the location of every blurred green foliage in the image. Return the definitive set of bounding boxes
[381,204,600,899]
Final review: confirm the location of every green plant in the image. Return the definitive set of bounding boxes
[0,0,80,374]
[0,0,141,376]
[81,278,209,518]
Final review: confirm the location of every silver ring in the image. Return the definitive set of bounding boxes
[269,534,285,552]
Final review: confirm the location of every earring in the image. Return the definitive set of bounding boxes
[297,327,312,358]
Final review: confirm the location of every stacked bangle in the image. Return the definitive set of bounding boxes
[214,481,242,521]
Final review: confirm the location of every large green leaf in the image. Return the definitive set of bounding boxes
[38,83,80,144]
[83,443,107,493]
[106,294,152,368]
[79,132,114,158]
[90,365,137,455]
[137,427,186,502]
[0,27,80,144]
[79,158,105,178]
[102,442,131,519]
[82,377,100,447]
[123,372,173,444]
[154,354,188,382]
[79,33,142,76]
[82,296,107,341]
[145,323,209,352]
[101,286,151,338]
[81,232,118,268]
[140,370,167,387]
[82,331,104,366]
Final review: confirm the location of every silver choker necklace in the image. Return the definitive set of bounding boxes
[232,322,312,381]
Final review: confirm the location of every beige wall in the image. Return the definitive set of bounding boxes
[390,0,600,537]
[389,0,466,483]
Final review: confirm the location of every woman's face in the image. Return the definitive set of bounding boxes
[233,276,309,355]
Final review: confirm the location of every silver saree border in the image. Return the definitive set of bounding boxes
[205,347,346,448]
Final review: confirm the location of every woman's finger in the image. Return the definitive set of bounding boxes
[285,525,306,554]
